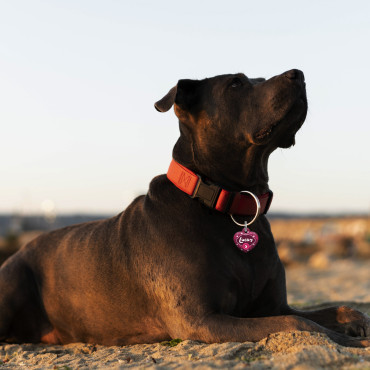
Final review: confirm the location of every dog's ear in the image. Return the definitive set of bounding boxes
[154,86,177,112]
[174,79,201,111]
[154,79,201,113]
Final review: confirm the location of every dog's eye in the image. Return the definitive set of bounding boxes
[231,78,242,88]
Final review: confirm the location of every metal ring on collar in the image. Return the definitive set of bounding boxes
[230,191,261,227]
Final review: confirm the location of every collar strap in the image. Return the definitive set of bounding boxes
[167,159,273,216]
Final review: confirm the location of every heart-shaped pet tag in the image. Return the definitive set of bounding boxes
[233,228,259,253]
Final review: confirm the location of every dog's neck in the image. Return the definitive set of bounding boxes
[173,132,273,195]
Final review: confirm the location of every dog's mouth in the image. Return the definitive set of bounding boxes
[254,97,307,147]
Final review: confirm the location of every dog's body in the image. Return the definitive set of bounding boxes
[0,70,369,347]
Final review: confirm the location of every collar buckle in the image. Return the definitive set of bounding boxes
[191,177,221,209]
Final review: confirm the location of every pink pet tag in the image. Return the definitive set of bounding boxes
[233,227,259,253]
[230,190,261,253]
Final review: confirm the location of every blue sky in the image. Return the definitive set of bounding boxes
[1,0,369,214]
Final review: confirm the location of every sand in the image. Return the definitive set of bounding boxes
[0,259,369,369]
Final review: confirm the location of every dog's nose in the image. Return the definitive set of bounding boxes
[284,69,305,82]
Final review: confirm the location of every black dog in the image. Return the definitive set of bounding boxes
[0,70,369,347]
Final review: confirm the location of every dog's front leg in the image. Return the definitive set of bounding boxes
[167,313,370,348]
[282,305,370,338]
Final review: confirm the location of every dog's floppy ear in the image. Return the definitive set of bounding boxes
[154,86,177,112]
[154,79,201,113]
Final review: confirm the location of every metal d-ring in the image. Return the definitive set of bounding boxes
[230,190,261,228]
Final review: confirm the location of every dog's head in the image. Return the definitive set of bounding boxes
[155,70,307,189]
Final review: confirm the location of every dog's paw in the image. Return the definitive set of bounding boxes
[336,306,370,337]
[343,336,370,348]
[328,331,370,348]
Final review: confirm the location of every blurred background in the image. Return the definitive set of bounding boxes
[0,1,369,282]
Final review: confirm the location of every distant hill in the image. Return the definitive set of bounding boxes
[0,212,368,237]
[0,214,112,237]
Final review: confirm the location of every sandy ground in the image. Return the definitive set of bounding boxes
[0,259,369,369]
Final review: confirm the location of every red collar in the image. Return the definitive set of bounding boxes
[167,159,273,216]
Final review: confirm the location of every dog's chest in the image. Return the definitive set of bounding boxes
[197,223,278,316]
[217,251,276,315]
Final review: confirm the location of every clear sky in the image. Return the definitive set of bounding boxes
[1,0,369,215]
